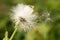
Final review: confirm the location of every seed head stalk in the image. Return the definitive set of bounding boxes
[9,24,18,40]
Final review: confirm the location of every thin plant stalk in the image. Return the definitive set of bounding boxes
[3,31,9,40]
[9,25,18,40]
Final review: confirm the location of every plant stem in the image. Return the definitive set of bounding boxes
[5,31,9,40]
[3,31,9,40]
[9,26,18,40]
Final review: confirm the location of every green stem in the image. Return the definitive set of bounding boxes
[9,26,18,40]
[3,31,9,40]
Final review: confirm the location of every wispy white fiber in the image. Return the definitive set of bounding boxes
[11,4,37,32]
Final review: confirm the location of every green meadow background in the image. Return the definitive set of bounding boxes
[0,0,60,40]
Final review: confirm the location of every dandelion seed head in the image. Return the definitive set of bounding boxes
[11,4,37,32]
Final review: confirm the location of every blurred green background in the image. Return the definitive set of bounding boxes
[0,0,60,40]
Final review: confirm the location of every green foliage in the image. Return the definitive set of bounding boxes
[0,0,60,40]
